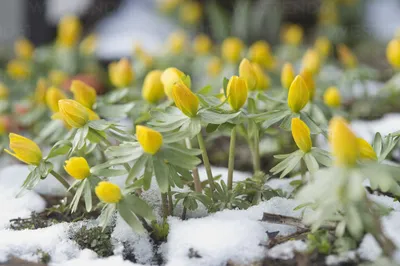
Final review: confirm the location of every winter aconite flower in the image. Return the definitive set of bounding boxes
[253,63,270,91]
[5,133,42,165]
[35,78,48,105]
[193,34,212,55]
[161,67,186,99]
[314,36,331,58]
[337,44,357,69]
[142,70,165,104]
[95,181,122,204]
[386,39,400,68]
[172,82,199,117]
[136,125,163,155]
[14,38,34,60]
[221,37,244,63]
[179,1,202,25]
[248,41,274,69]
[291,118,312,153]
[329,117,359,167]
[70,80,97,109]
[79,34,97,56]
[287,75,309,113]
[58,99,89,128]
[239,58,257,91]
[282,24,303,46]
[6,59,31,80]
[227,76,248,111]
[46,87,67,113]
[323,87,341,107]
[167,31,187,54]
[48,70,69,87]
[109,58,134,88]
[64,157,90,180]
[207,57,222,77]
[56,15,82,48]
[300,69,315,101]
[302,49,321,75]
[281,63,295,90]
[357,138,377,161]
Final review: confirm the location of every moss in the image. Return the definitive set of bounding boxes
[36,249,51,264]
[71,225,113,257]
[9,212,50,231]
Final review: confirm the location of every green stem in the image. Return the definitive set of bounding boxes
[300,158,307,184]
[253,131,261,173]
[197,133,215,195]
[168,187,174,215]
[50,170,70,191]
[227,126,237,190]
[185,138,202,193]
[181,206,187,220]
[161,193,169,220]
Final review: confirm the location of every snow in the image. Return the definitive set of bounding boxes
[53,254,145,266]
[267,240,307,260]
[351,113,400,142]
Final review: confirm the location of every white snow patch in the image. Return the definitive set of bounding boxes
[52,255,144,266]
[368,194,400,211]
[351,113,400,142]
[198,166,251,183]
[266,176,300,196]
[326,251,357,265]
[267,240,307,260]
[358,234,381,261]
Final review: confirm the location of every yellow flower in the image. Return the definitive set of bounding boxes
[227,76,248,111]
[48,70,69,87]
[288,75,309,113]
[357,138,377,161]
[79,34,97,55]
[193,34,212,55]
[168,31,187,54]
[0,83,9,99]
[109,58,134,88]
[207,57,222,77]
[14,38,34,60]
[300,69,315,101]
[58,99,89,128]
[136,125,163,155]
[281,63,295,90]
[142,70,165,104]
[134,44,154,68]
[35,78,48,105]
[291,118,312,153]
[95,181,122,204]
[56,15,82,48]
[329,117,359,167]
[337,44,358,69]
[70,80,97,109]
[239,58,257,91]
[282,24,304,46]
[386,39,400,68]
[252,63,270,91]
[314,36,331,58]
[46,87,67,113]
[248,41,274,69]
[323,86,341,107]
[179,1,202,25]
[5,133,42,165]
[172,82,199,117]
[158,0,182,13]
[7,59,31,80]
[161,67,186,99]
[64,157,90,180]
[221,37,244,63]
[302,49,321,75]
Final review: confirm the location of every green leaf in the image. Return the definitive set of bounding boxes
[117,201,145,233]
[70,180,85,213]
[199,109,241,124]
[158,146,201,170]
[96,103,135,119]
[123,194,156,221]
[153,156,169,193]
[84,179,92,212]
[303,153,319,173]
[126,154,149,184]
[198,85,213,95]
[206,123,219,133]
[92,168,127,177]
[258,110,290,130]
[46,140,71,159]
[373,132,383,156]
[169,165,184,188]
[300,112,323,134]
[17,168,41,197]
[143,159,154,190]
[99,204,116,229]
[88,120,114,131]
[311,148,332,167]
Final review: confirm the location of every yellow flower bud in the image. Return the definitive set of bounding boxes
[288,75,309,113]
[239,58,257,91]
[79,34,97,55]
[14,38,34,60]
[7,59,31,80]
[48,70,69,87]
[58,99,89,128]
[323,86,341,107]
[70,80,97,109]
[291,118,312,153]
[161,67,186,99]
[227,76,248,111]
[207,57,222,77]
[357,138,377,161]
[193,34,212,55]
[172,82,199,117]
[133,44,154,68]
[302,49,321,75]
[56,15,82,48]
[329,117,359,167]
[35,78,48,105]
[248,41,274,69]
[168,31,187,54]
[109,58,134,88]
[387,39,400,68]
[5,133,42,165]
[314,36,331,58]
[337,44,357,69]
[142,70,165,104]
[95,181,122,204]
[221,37,244,63]
[252,63,270,91]
[64,157,90,180]
[46,87,67,113]
[0,83,9,99]
[136,125,163,155]
[281,63,295,90]
[282,24,304,46]
[180,1,202,25]
[300,69,315,101]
